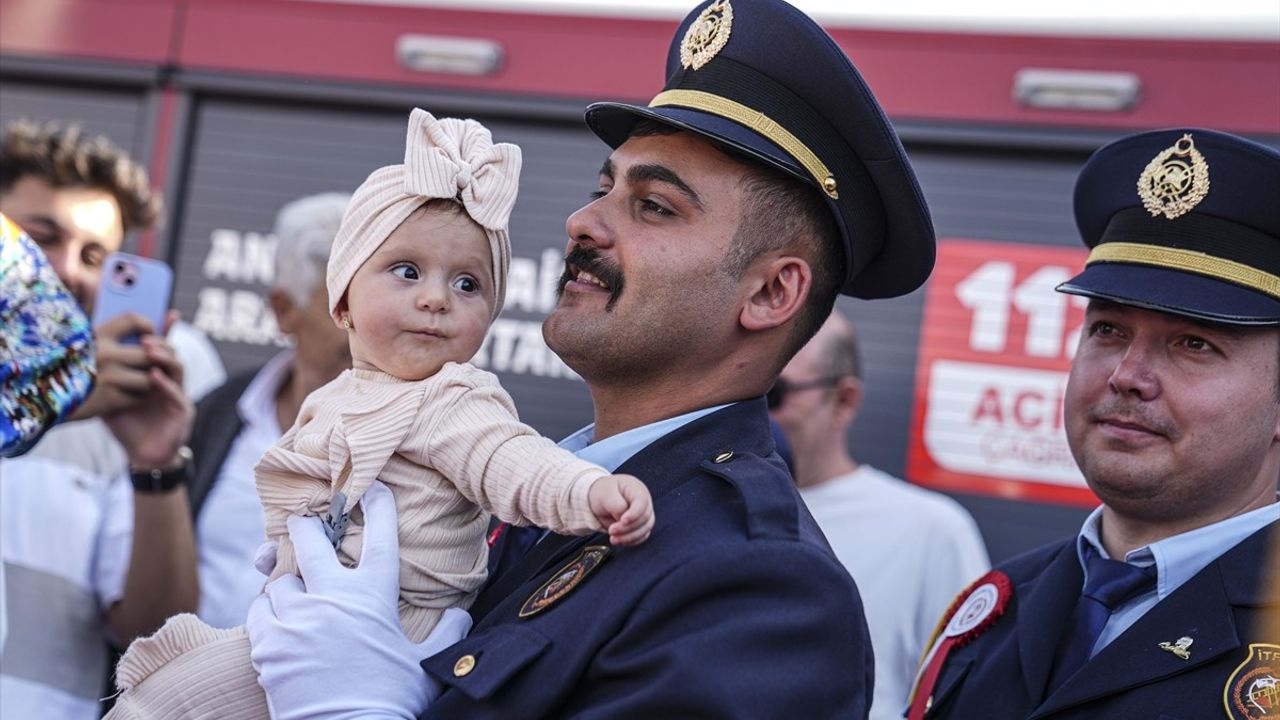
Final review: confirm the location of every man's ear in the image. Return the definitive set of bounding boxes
[268,288,299,334]
[833,376,864,426]
[740,255,812,332]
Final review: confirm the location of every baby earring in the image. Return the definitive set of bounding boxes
[341,314,352,330]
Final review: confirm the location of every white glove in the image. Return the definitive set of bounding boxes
[247,481,472,720]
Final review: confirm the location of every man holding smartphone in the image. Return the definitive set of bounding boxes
[0,120,200,720]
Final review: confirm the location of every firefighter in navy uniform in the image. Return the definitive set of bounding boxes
[245,1,940,718]
[908,128,1280,720]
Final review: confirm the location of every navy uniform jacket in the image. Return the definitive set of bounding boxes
[420,399,874,718]
[924,521,1279,720]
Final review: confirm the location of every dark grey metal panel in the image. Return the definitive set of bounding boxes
[171,96,600,440]
[841,142,1093,563]
[0,78,157,255]
[0,80,147,159]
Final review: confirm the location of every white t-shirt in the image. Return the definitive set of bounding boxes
[0,325,223,719]
[0,427,132,720]
[799,465,990,720]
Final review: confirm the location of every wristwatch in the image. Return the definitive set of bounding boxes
[130,445,194,493]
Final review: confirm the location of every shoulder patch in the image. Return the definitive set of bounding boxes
[519,545,611,618]
[1225,643,1280,720]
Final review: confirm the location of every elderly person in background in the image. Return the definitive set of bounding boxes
[187,192,352,629]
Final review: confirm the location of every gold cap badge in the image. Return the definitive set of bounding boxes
[680,0,734,71]
[1137,133,1210,220]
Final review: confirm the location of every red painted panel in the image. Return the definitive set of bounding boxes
[0,0,177,64]
[4,0,1277,134]
[833,28,1280,135]
[178,0,676,101]
[137,86,180,258]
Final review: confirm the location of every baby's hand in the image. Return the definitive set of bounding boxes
[587,474,654,546]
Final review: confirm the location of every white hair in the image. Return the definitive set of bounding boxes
[272,192,350,305]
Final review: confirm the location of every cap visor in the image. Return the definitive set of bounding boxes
[586,102,808,182]
[1058,263,1280,325]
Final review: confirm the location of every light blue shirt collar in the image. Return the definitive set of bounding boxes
[1075,498,1277,656]
[1078,498,1280,600]
[559,403,734,471]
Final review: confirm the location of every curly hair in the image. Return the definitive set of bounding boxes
[0,119,161,234]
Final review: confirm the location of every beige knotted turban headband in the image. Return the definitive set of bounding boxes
[327,108,522,321]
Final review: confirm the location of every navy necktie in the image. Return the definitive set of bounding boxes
[1048,545,1157,694]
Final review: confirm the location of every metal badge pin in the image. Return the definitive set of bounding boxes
[1158,636,1193,660]
[322,490,350,549]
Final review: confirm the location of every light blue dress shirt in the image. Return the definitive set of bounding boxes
[523,403,733,544]
[1076,498,1279,656]
[557,403,733,470]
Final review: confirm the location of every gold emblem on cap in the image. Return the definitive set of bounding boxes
[680,0,734,71]
[1137,133,1210,220]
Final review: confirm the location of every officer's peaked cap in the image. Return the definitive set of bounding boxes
[1060,128,1280,326]
[584,0,936,299]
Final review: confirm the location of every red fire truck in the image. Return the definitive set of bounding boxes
[2,0,1277,560]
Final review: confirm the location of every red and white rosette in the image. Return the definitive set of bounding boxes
[906,570,1013,720]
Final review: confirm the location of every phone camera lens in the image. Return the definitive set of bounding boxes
[124,276,135,287]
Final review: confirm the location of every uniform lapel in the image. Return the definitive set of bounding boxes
[1029,521,1277,719]
[1014,541,1084,705]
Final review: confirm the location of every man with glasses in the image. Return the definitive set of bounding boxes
[770,308,989,720]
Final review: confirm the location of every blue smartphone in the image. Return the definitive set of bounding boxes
[91,252,174,343]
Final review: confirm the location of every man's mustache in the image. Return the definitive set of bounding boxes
[557,244,625,310]
[1087,399,1179,439]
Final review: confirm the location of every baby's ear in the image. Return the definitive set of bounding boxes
[332,295,351,330]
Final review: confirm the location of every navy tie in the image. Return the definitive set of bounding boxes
[1048,545,1157,694]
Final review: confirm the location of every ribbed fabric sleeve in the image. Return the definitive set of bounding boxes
[255,362,606,642]
[107,614,266,720]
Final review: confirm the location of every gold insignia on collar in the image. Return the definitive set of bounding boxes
[1137,133,1210,220]
[1158,636,1193,660]
[680,0,734,71]
[519,545,611,619]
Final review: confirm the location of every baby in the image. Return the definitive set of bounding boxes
[106,109,653,719]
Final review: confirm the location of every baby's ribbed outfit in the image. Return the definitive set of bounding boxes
[106,362,606,719]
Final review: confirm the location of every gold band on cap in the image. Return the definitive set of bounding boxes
[650,89,838,198]
[1088,241,1280,299]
